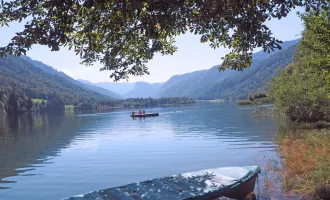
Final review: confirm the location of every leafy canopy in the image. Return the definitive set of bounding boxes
[0,0,328,81]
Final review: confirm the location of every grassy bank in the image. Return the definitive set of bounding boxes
[32,98,47,104]
[236,100,254,105]
[277,126,330,199]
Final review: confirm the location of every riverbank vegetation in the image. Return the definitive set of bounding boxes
[276,125,330,199]
[237,92,271,105]
[270,11,330,123]
[96,97,195,109]
[0,94,195,115]
[270,11,330,199]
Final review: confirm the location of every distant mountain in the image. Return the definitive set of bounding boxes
[124,82,163,98]
[21,56,121,99]
[0,56,114,104]
[21,56,70,79]
[156,39,299,100]
[77,80,134,95]
[251,39,300,62]
[78,80,163,98]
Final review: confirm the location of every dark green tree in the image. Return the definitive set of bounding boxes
[0,0,328,81]
[47,98,65,110]
[7,92,19,113]
[26,98,33,111]
[0,101,6,115]
[41,100,46,108]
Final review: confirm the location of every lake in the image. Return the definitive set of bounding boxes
[0,103,281,200]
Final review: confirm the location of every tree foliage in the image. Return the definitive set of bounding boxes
[248,92,267,101]
[26,98,34,111]
[270,11,330,122]
[0,0,328,81]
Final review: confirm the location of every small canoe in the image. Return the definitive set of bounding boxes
[66,166,260,200]
[130,113,159,117]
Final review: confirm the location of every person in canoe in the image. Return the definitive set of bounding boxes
[139,110,142,115]
[142,110,145,115]
[131,111,135,117]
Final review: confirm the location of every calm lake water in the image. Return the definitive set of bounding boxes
[0,103,281,200]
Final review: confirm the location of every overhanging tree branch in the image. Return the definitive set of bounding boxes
[0,0,329,81]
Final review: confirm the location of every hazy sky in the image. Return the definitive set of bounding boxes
[0,8,304,83]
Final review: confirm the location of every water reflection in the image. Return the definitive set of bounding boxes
[0,113,103,187]
[0,103,280,200]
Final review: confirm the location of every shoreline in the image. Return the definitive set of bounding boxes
[243,105,330,199]
[275,125,330,199]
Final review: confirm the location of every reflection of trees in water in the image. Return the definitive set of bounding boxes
[0,113,96,189]
[0,114,52,187]
[248,106,274,121]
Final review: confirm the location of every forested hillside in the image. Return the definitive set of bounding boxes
[0,56,114,114]
[22,56,121,99]
[156,39,299,100]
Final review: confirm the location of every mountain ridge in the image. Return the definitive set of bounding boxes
[123,82,163,98]
[21,56,121,99]
[2,38,300,103]
[155,39,299,100]
[0,56,114,104]
[77,80,164,98]
[77,39,299,100]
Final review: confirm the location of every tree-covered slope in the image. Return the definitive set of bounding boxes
[0,56,112,104]
[207,44,298,100]
[22,56,121,99]
[157,39,299,100]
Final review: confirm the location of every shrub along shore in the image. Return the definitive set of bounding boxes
[238,11,330,199]
[271,11,330,199]
[236,92,272,105]
[275,123,330,199]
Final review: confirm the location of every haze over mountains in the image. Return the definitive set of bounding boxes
[78,80,163,98]
[156,39,299,100]
[0,39,299,102]
[77,79,134,95]
[79,39,299,100]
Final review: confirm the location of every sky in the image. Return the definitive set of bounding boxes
[0,8,304,83]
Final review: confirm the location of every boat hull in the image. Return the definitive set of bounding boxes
[192,172,258,200]
[222,172,258,199]
[65,166,260,200]
[130,113,159,117]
